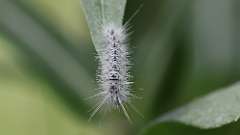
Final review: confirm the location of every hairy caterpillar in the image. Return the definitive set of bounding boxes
[88,1,142,122]
[89,23,132,122]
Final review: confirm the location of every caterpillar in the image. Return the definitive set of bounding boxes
[88,1,142,122]
[89,23,132,122]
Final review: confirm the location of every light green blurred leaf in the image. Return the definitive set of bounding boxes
[0,0,94,116]
[143,82,240,133]
[80,0,126,52]
[133,0,190,119]
[0,37,104,135]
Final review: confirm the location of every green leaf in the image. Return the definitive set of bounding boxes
[0,43,103,135]
[143,82,240,133]
[80,0,126,52]
[0,0,94,116]
[133,0,190,119]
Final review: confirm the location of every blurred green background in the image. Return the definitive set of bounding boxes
[0,0,240,135]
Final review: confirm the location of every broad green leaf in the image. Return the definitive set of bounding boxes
[141,121,240,135]
[143,82,240,134]
[80,0,126,52]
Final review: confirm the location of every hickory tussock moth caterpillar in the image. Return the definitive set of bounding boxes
[88,1,142,122]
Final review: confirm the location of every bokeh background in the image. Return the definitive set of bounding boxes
[0,0,240,135]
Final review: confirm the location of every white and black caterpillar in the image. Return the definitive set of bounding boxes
[88,1,143,122]
[89,23,133,122]
[99,23,130,106]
